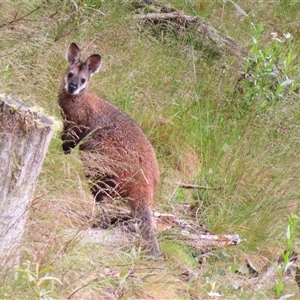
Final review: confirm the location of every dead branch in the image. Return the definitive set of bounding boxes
[178,183,222,190]
[0,47,21,59]
[73,205,243,253]
[164,180,222,190]
[67,274,98,299]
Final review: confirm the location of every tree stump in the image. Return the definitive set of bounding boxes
[0,94,54,271]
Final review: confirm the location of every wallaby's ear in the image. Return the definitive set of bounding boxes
[66,43,81,65]
[85,54,102,75]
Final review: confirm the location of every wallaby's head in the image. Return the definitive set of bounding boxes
[63,43,102,96]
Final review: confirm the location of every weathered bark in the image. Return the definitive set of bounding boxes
[0,94,54,271]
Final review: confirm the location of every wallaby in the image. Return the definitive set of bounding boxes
[58,43,160,255]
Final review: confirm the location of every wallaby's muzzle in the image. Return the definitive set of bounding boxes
[68,81,78,94]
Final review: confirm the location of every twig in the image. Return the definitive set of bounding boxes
[67,274,97,299]
[31,194,45,206]
[142,291,157,300]
[0,5,42,29]
[54,13,75,42]
[165,181,222,190]
[170,186,179,201]
[178,183,222,190]
[0,47,21,59]
[60,228,83,254]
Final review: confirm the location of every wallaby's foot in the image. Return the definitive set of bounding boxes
[136,207,160,256]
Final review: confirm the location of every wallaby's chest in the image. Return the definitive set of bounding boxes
[62,95,101,126]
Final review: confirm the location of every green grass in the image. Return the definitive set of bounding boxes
[1,0,300,299]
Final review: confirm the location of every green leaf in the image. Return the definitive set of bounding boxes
[280,79,294,87]
[286,51,292,67]
[286,224,291,240]
[230,264,239,273]
[17,268,31,275]
[252,36,258,45]
[275,79,293,94]
[283,261,294,273]
[275,280,284,296]
[40,276,62,285]
[38,266,54,276]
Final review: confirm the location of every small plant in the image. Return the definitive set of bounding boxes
[1,62,12,79]
[235,23,295,114]
[275,213,298,298]
[17,261,63,300]
[206,280,221,298]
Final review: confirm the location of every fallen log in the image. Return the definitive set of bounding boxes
[133,1,246,58]
[64,204,243,253]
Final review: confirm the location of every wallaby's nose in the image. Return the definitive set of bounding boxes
[68,82,77,94]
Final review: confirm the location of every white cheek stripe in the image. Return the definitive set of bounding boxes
[64,83,86,95]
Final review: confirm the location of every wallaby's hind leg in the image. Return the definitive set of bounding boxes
[129,201,160,256]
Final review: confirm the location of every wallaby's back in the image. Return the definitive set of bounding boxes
[58,43,160,255]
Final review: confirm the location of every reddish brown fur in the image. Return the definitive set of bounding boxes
[58,43,160,255]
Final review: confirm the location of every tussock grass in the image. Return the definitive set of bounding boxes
[1,0,300,299]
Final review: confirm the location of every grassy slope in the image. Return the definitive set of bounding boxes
[1,0,300,299]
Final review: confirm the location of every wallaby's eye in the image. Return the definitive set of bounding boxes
[81,78,86,84]
[67,72,73,78]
